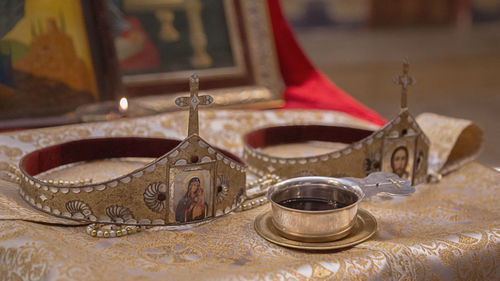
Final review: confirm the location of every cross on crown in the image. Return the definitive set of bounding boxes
[393,57,416,109]
[175,74,214,136]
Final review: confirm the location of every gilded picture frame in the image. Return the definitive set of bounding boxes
[0,0,119,130]
[112,0,283,110]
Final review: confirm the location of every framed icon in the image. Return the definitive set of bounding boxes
[381,135,416,181]
[111,0,283,109]
[0,0,118,129]
[168,161,215,223]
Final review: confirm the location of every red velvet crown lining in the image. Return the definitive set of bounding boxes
[21,137,244,176]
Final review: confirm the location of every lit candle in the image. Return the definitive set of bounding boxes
[119,97,128,115]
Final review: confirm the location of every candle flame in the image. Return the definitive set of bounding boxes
[119,97,128,112]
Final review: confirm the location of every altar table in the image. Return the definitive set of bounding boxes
[0,110,498,280]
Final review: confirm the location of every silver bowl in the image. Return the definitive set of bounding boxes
[267,176,364,242]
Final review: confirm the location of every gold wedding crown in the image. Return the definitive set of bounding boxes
[18,75,247,226]
[243,59,430,185]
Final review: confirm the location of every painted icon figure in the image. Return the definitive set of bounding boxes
[391,146,409,179]
[175,177,208,223]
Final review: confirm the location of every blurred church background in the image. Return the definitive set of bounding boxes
[281,0,500,167]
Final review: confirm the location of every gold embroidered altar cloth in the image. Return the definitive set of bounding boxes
[0,110,498,280]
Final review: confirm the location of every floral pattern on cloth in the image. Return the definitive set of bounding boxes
[0,109,496,280]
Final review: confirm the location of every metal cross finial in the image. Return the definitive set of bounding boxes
[175,74,214,136]
[393,57,416,109]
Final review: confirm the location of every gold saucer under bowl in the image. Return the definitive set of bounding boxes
[254,208,377,250]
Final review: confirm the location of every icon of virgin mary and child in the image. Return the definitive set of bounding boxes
[175,177,208,223]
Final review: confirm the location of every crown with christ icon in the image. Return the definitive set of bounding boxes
[243,58,430,185]
[18,74,247,226]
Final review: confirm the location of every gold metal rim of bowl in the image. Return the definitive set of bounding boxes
[254,208,377,250]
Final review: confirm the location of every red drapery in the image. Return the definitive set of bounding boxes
[267,0,386,126]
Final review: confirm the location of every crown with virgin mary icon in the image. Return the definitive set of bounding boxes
[243,58,430,185]
[18,74,247,226]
